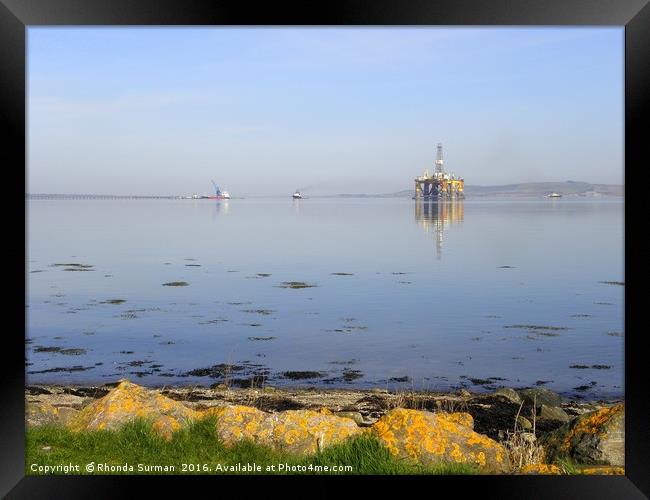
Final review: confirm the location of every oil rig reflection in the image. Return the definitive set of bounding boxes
[415,199,464,259]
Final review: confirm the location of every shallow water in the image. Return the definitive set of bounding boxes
[26,198,624,398]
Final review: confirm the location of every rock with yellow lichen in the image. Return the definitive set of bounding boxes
[68,380,199,439]
[202,405,268,446]
[445,412,474,429]
[26,402,79,427]
[371,409,510,473]
[256,409,363,455]
[580,466,625,475]
[541,403,624,466]
[520,463,563,475]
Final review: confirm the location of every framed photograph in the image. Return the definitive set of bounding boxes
[3,0,648,496]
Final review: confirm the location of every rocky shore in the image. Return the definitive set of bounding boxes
[26,381,624,474]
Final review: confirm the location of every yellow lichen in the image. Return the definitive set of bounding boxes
[560,404,623,452]
[581,467,625,475]
[255,410,361,455]
[370,409,509,472]
[68,380,198,437]
[450,443,464,462]
[521,464,562,475]
[442,412,474,429]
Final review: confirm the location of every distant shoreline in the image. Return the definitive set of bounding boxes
[25,181,623,200]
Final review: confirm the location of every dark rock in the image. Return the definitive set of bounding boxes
[276,281,317,289]
[516,416,532,431]
[541,404,624,466]
[253,396,304,412]
[62,387,110,398]
[335,411,367,426]
[466,396,523,440]
[282,371,323,380]
[537,404,571,423]
[342,369,364,382]
[517,388,562,408]
[228,375,268,388]
[458,389,472,398]
[26,386,52,396]
[186,363,247,378]
[100,299,127,304]
[494,387,522,404]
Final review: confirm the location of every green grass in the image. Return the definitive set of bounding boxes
[553,457,580,475]
[26,417,478,475]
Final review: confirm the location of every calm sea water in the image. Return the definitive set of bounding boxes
[26,198,624,398]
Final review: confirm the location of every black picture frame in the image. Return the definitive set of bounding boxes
[3,0,648,497]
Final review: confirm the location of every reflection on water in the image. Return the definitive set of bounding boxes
[415,199,464,259]
[215,199,229,215]
[208,199,230,221]
[26,198,623,396]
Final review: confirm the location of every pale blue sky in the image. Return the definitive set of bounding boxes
[27,27,623,196]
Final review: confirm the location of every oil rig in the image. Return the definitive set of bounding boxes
[414,143,464,199]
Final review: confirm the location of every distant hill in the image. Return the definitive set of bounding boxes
[332,181,623,198]
[463,181,623,197]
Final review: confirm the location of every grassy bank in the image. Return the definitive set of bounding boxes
[26,416,479,475]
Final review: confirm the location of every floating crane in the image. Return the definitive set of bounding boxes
[209,180,230,199]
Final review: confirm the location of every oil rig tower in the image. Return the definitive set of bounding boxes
[414,143,464,199]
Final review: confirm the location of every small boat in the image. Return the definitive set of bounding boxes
[546,192,562,198]
[292,190,303,199]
